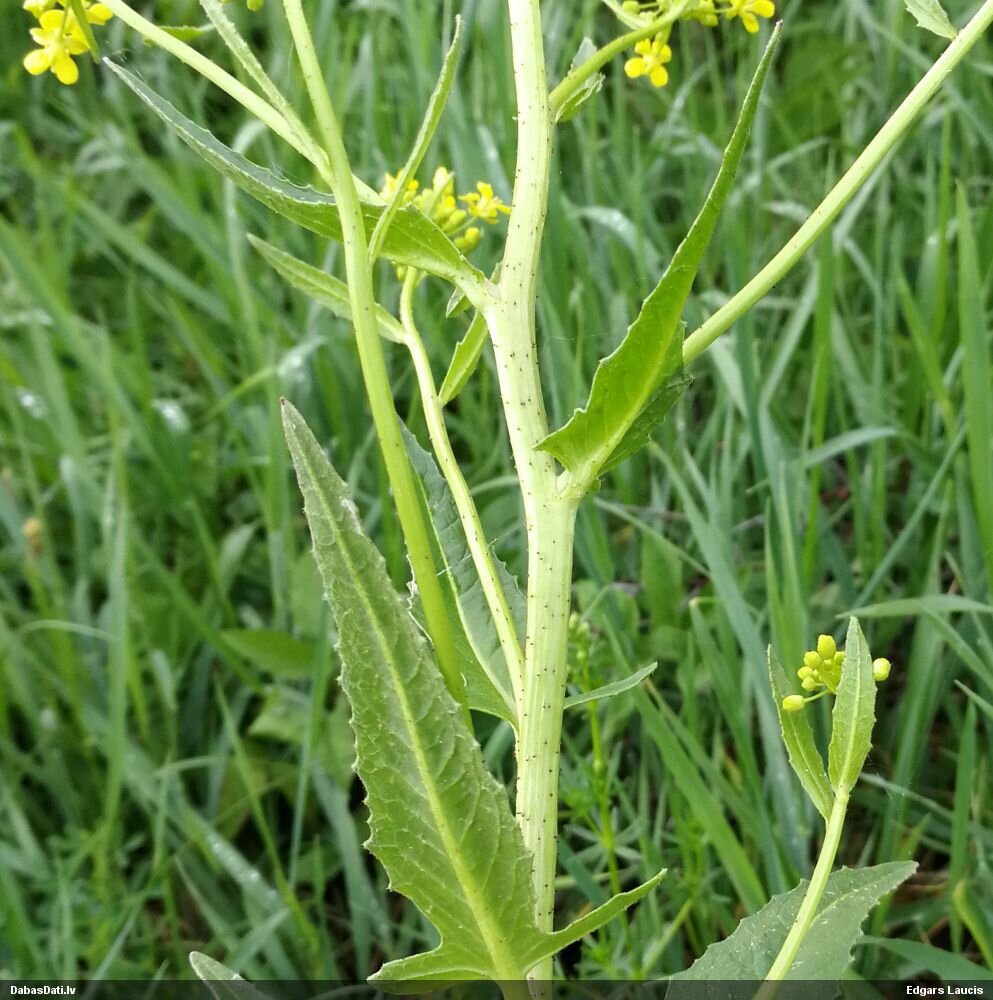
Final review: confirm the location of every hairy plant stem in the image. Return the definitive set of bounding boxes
[682,0,993,363]
[497,0,576,982]
[280,0,470,722]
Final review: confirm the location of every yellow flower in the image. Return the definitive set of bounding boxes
[379,172,420,204]
[725,0,775,33]
[23,1,112,85]
[460,182,511,224]
[623,35,672,88]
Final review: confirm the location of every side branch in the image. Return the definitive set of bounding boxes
[682,0,993,365]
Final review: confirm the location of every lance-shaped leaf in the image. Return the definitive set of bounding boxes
[828,617,877,794]
[555,38,605,124]
[105,63,485,298]
[904,0,958,38]
[769,647,833,820]
[564,661,658,710]
[403,426,522,722]
[282,402,664,985]
[282,400,535,982]
[670,862,917,985]
[249,236,405,342]
[538,27,781,488]
[439,310,489,405]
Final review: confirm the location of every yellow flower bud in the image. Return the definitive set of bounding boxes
[872,658,891,682]
[816,634,836,661]
[833,650,846,668]
[782,695,806,713]
[801,677,818,692]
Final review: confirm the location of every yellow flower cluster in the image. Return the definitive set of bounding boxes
[379,167,510,255]
[782,634,891,713]
[622,0,775,89]
[22,0,112,86]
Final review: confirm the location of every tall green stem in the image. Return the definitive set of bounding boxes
[497,0,578,981]
[682,0,993,364]
[763,790,850,984]
[280,0,469,720]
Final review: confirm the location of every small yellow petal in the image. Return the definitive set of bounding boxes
[649,65,668,87]
[742,12,759,31]
[23,48,52,75]
[624,57,646,78]
[87,2,113,23]
[53,52,79,84]
[752,0,775,16]
[634,39,653,55]
[39,9,63,28]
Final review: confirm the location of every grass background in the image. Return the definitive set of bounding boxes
[1,0,992,983]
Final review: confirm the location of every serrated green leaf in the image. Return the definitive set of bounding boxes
[402,426,521,723]
[538,27,780,487]
[564,661,657,710]
[555,38,604,124]
[221,628,315,678]
[439,311,489,404]
[769,646,833,820]
[248,236,405,343]
[904,0,958,38]
[281,401,538,982]
[828,617,877,794]
[105,63,484,293]
[671,862,917,984]
[189,953,274,1000]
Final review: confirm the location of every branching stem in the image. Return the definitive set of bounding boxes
[280,0,470,722]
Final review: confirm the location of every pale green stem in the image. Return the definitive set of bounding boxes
[683,0,993,364]
[762,790,850,985]
[279,0,470,721]
[498,0,578,983]
[399,273,527,710]
[548,0,695,118]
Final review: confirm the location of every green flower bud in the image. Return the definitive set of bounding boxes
[816,634,837,661]
[803,650,821,669]
[872,657,891,682]
[782,695,806,713]
[833,650,846,668]
[801,677,818,692]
